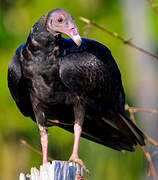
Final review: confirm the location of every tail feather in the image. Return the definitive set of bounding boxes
[48,113,145,152]
[118,114,145,146]
[83,113,145,151]
[102,113,145,146]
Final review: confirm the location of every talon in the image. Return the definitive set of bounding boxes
[76,171,84,180]
[69,156,90,175]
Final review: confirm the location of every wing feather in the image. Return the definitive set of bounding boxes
[8,45,34,118]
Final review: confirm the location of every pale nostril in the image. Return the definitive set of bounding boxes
[70,28,78,36]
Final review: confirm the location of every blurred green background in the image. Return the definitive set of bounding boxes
[1,0,158,179]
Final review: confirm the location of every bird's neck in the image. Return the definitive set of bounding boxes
[25,16,62,58]
[26,33,62,56]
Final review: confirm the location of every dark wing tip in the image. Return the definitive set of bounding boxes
[118,114,146,146]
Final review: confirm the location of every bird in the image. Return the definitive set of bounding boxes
[8,8,145,174]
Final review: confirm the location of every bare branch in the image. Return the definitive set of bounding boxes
[125,104,158,114]
[147,0,158,16]
[128,110,158,180]
[125,104,137,124]
[146,136,158,146]
[82,24,92,37]
[126,104,158,146]
[141,146,158,180]
[20,139,54,161]
[79,17,158,61]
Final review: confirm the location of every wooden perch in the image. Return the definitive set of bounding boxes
[19,161,83,180]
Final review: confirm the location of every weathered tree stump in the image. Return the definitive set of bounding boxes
[19,161,83,180]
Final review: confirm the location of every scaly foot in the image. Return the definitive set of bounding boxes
[76,171,84,180]
[69,154,90,175]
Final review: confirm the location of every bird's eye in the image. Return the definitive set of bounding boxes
[57,17,63,23]
[55,14,65,24]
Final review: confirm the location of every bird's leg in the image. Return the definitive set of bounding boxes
[31,96,49,164]
[38,124,48,164]
[69,98,90,175]
[69,123,89,175]
[69,123,82,161]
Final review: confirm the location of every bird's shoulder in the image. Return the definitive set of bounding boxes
[59,38,122,85]
[59,38,123,94]
[61,37,110,55]
[8,44,25,88]
[8,44,34,118]
[60,38,121,76]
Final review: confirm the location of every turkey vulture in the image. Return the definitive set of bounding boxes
[8,8,145,173]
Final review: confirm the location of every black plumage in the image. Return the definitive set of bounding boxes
[8,8,145,170]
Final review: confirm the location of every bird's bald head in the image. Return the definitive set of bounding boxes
[46,8,82,47]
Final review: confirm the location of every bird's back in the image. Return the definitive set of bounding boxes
[59,38,125,114]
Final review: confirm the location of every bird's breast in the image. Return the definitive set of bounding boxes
[30,63,76,109]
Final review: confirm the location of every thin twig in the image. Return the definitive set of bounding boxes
[146,136,158,146]
[82,24,92,37]
[147,0,158,16]
[126,104,137,125]
[125,105,158,114]
[79,17,158,61]
[126,104,158,146]
[20,139,54,161]
[141,146,158,180]
[128,110,158,180]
